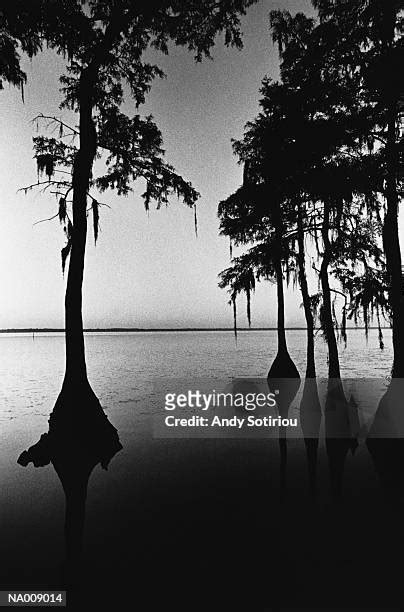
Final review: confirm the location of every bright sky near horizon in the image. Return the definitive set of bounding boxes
[0,0,401,329]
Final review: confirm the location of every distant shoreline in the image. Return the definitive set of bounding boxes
[0,327,392,333]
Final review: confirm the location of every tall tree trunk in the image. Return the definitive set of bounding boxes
[49,69,123,573]
[380,2,404,379]
[275,256,287,354]
[297,205,316,378]
[273,200,288,356]
[319,201,340,380]
[383,105,404,378]
[268,201,300,502]
[267,199,299,376]
[320,201,357,499]
[297,204,321,498]
[62,72,97,390]
[367,6,404,499]
[18,38,123,582]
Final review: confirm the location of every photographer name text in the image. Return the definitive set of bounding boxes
[164,414,297,428]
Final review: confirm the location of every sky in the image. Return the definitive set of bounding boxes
[0,0,399,329]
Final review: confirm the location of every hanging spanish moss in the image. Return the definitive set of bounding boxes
[232,296,238,342]
[61,238,72,275]
[376,307,384,350]
[332,297,338,335]
[319,304,328,343]
[246,287,251,328]
[243,160,251,185]
[36,153,55,180]
[313,229,320,258]
[341,304,347,347]
[218,254,256,339]
[92,200,100,245]
[58,198,67,224]
[229,239,233,260]
[363,304,369,342]
[194,203,198,237]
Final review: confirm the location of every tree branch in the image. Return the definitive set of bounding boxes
[86,192,111,208]
[18,180,72,194]
[33,212,60,226]
[32,113,79,136]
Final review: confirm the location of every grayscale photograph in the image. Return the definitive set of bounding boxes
[0,1,403,610]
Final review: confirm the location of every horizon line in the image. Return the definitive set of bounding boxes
[0,326,392,333]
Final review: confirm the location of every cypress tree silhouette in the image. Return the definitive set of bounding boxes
[309,0,404,497]
[17,0,258,575]
[269,5,396,499]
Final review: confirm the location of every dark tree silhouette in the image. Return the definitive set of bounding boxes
[0,2,43,97]
[24,0,258,397]
[310,0,404,377]
[268,12,324,496]
[219,82,308,499]
[269,5,400,499]
[17,0,258,571]
[304,0,404,498]
[296,202,322,498]
[225,94,301,390]
[219,6,392,499]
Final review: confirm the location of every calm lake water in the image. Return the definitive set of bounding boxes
[0,329,391,520]
[0,328,392,449]
[0,327,392,413]
[0,328,393,458]
[0,329,400,605]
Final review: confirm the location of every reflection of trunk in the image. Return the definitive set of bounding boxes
[367,379,404,502]
[18,412,122,580]
[64,478,88,563]
[319,200,340,379]
[297,204,321,497]
[53,461,94,565]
